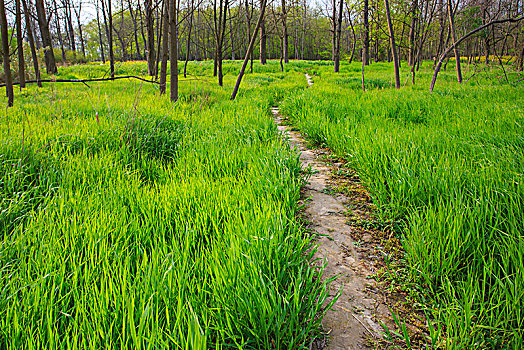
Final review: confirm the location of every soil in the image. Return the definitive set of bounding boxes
[272,74,392,349]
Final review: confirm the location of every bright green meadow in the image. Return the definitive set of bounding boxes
[0,61,332,349]
[1,59,523,349]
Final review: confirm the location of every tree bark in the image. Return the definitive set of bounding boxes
[35,0,58,74]
[231,0,267,100]
[0,0,13,106]
[15,0,25,89]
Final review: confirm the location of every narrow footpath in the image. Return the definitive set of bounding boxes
[272,74,389,349]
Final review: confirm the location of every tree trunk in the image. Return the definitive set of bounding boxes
[447,0,462,83]
[282,0,288,63]
[15,0,25,89]
[35,0,58,74]
[334,0,343,72]
[169,0,178,101]
[430,16,524,91]
[75,4,86,58]
[52,0,67,62]
[384,0,400,89]
[260,17,267,64]
[0,0,13,106]
[184,0,194,77]
[106,0,115,78]
[363,0,370,65]
[63,0,76,51]
[159,0,169,95]
[229,7,235,60]
[231,0,267,100]
[347,4,356,64]
[146,0,156,75]
[22,0,42,87]
[331,0,336,61]
[408,0,418,66]
[96,1,105,62]
[128,0,142,59]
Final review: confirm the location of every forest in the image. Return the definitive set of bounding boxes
[0,0,523,348]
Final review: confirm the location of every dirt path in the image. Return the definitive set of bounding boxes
[272,74,388,349]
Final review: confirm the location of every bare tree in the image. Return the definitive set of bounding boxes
[74,1,86,57]
[0,0,13,106]
[231,0,267,100]
[35,0,58,74]
[159,0,169,94]
[22,0,42,87]
[15,0,25,89]
[281,0,288,63]
[447,0,462,83]
[169,0,178,101]
[363,0,370,65]
[146,0,156,75]
[334,0,343,72]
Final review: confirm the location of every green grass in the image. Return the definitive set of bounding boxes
[0,60,334,348]
[281,60,524,349]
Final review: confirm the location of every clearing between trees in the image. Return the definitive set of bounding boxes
[1,60,523,349]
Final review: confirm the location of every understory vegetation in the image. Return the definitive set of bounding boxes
[281,61,524,349]
[0,61,332,349]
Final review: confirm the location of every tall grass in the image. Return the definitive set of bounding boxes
[281,61,524,348]
[0,62,331,348]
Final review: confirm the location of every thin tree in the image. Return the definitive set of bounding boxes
[35,0,58,74]
[260,13,267,64]
[128,0,142,59]
[363,0,370,65]
[281,0,288,63]
[447,0,462,83]
[430,15,524,91]
[74,1,86,58]
[159,0,169,95]
[95,0,105,63]
[231,0,267,100]
[0,0,13,106]
[384,0,400,88]
[22,0,42,87]
[334,0,343,72]
[169,0,178,101]
[15,0,25,89]
[146,0,156,75]
[102,0,115,78]
[184,0,195,78]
